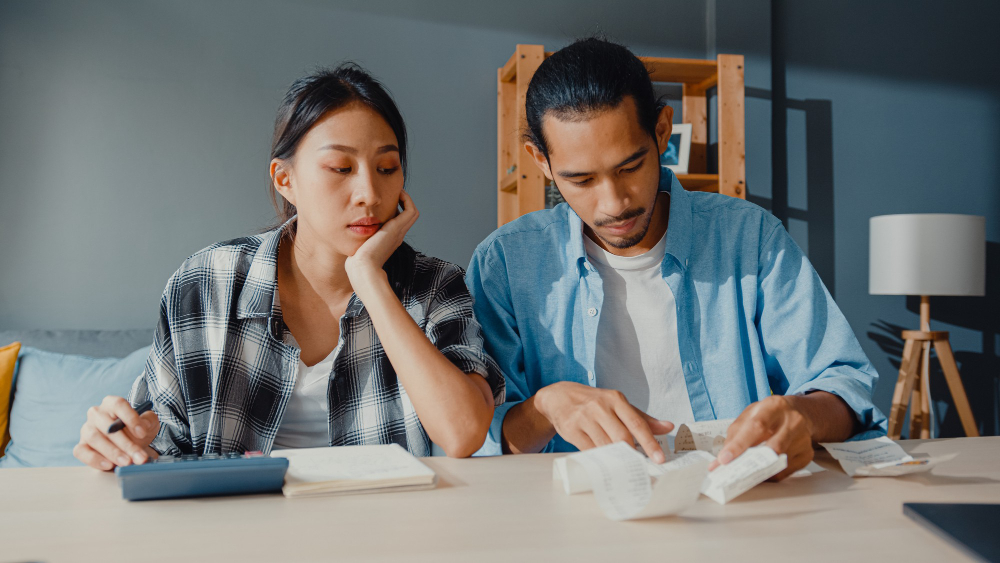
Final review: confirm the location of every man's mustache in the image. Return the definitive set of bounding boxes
[593,206,646,228]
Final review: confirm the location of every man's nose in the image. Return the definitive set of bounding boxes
[595,179,631,219]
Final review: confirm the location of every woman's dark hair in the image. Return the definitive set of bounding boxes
[269,63,408,232]
[525,37,660,158]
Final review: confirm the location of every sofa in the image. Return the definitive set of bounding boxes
[0,329,448,466]
[0,329,154,468]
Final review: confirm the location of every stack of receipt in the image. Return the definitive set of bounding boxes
[554,423,958,521]
[553,419,787,520]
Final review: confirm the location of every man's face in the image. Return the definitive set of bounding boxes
[528,97,672,253]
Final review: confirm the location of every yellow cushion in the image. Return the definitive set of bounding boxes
[0,342,21,457]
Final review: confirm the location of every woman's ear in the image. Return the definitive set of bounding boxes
[270,159,296,207]
[655,105,674,153]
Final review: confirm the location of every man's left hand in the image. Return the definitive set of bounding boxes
[709,395,814,481]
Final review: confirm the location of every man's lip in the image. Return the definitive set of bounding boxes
[349,218,381,227]
[602,217,638,233]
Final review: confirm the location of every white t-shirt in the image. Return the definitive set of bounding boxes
[271,302,337,450]
[584,229,696,426]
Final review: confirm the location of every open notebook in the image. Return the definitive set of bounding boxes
[270,444,437,498]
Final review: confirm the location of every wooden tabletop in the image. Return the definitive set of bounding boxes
[2,437,998,562]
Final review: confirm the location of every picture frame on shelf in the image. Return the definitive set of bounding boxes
[660,123,692,175]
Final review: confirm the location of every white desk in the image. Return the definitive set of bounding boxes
[2,438,998,562]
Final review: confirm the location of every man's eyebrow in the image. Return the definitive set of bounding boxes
[614,147,650,168]
[555,147,650,179]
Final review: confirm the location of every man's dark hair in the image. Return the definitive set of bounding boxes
[525,37,660,157]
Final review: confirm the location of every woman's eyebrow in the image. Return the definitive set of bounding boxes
[319,143,357,154]
[318,143,399,155]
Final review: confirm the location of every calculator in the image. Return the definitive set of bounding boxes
[114,451,289,501]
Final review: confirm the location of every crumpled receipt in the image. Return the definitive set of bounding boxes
[553,442,709,520]
[820,436,957,477]
[674,419,732,455]
[554,440,790,519]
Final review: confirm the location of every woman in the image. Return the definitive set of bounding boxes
[74,64,504,470]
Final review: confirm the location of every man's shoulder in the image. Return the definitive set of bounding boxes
[473,205,573,262]
[685,190,782,232]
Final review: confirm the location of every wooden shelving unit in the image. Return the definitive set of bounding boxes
[497,45,746,226]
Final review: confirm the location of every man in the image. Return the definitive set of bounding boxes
[467,37,885,478]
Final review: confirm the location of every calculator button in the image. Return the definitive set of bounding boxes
[155,457,177,463]
[201,453,221,460]
[180,454,199,462]
[225,452,242,459]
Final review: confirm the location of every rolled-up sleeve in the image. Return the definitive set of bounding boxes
[127,275,194,456]
[756,222,888,437]
[424,265,506,408]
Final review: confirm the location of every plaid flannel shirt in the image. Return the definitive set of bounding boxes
[129,219,505,457]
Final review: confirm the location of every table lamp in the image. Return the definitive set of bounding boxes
[870,214,985,439]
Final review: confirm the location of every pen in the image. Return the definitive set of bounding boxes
[107,400,154,434]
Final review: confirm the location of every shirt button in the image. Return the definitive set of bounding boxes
[587,371,595,381]
[587,307,598,317]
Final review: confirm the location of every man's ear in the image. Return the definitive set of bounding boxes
[654,105,674,153]
[523,142,553,181]
[270,159,296,207]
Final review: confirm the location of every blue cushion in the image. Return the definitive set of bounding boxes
[0,346,150,468]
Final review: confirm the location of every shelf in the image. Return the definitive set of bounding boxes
[676,173,719,192]
[498,45,745,226]
[503,55,719,86]
[499,171,518,193]
[645,58,719,84]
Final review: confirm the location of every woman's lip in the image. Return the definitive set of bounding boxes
[603,217,638,234]
[348,224,381,235]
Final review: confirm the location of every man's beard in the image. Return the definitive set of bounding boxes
[593,205,654,249]
[594,204,655,250]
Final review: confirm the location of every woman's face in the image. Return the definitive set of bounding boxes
[272,101,404,258]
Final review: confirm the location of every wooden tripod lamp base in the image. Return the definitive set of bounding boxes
[887,296,979,439]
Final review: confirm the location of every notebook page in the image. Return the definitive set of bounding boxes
[272,444,435,486]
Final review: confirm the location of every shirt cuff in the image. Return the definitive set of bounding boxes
[792,378,888,438]
[473,399,522,457]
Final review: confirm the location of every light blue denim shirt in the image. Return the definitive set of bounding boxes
[467,169,887,455]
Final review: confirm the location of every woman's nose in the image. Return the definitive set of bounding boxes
[350,170,382,207]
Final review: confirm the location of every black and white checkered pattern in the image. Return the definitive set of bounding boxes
[129,219,505,457]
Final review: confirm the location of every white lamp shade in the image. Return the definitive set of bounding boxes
[869,214,986,296]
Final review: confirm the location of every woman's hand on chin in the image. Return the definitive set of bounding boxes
[345,190,419,283]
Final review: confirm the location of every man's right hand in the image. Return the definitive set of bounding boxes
[535,381,674,462]
[73,396,159,471]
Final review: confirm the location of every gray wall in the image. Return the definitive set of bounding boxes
[758,1,1000,436]
[2,0,998,435]
[0,0,706,331]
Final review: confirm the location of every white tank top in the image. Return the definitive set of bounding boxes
[271,296,337,450]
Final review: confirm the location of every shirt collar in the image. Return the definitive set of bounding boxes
[237,216,294,320]
[568,168,692,273]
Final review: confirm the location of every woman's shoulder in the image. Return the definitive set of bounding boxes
[387,244,469,305]
[173,234,267,277]
[161,230,279,306]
